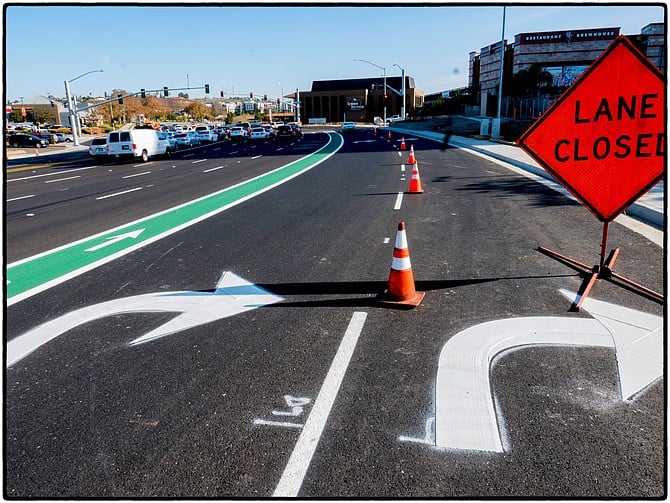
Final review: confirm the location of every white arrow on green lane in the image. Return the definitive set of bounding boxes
[84,229,144,252]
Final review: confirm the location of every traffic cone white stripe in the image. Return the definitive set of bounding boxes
[395,229,408,249]
[392,256,412,271]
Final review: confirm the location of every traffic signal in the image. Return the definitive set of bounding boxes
[250,91,254,99]
[264,94,267,101]
[163,86,169,97]
[220,91,224,97]
[276,98,280,104]
[118,94,123,105]
[140,88,146,98]
[205,84,210,94]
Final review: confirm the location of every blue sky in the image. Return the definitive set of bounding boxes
[5,3,665,103]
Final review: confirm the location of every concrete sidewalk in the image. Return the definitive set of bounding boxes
[390,125,665,230]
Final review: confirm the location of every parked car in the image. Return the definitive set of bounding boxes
[340,121,357,133]
[7,133,49,148]
[88,137,108,159]
[276,124,296,140]
[54,132,73,143]
[230,126,248,141]
[250,127,270,141]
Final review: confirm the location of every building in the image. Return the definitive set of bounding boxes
[468,23,665,117]
[298,76,424,123]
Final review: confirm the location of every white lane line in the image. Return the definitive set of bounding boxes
[273,311,368,498]
[7,194,36,202]
[400,164,406,172]
[8,165,101,182]
[44,175,81,184]
[132,162,154,167]
[394,192,403,210]
[383,237,390,244]
[251,155,262,159]
[122,171,151,179]
[95,187,143,200]
[203,165,227,173]
[192,159,207,164]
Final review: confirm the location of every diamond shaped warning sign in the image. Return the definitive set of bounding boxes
[518,36,665,222]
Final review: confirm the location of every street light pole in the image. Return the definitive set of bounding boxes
[63,69,103,146]
[354,59,386,124]
[393,63,406,119]
[492,6,506,139]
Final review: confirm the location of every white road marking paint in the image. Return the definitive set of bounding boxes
[183,153,195,158]
[122,172,151,179]
[273,396,312,416]
[7,194,35,202]
[273,311,368,497]
[397,151,402,156]
[434,292,663,453]
[84,229,145,252]
[8,165,100,182]
[400,164,406,171]
[133,162,154,167]
[44,175,81,183]
[251,155,262,159]
[399,416,435,445]
[254,419,304,429]
[384,237,390,244]
[95,187,143,200]
[6,271,283,367]
[394,192,403,210]
[203,165,227,173]
[192,159,207,164]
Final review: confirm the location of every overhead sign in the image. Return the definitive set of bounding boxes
[517,36,665,222]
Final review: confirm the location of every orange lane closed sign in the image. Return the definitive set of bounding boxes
[517,36,665,222]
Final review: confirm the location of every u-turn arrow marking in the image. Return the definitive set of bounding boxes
[435,291,663,453]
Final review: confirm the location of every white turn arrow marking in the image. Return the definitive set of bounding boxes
[84,229,145,252]
[435,292,663,453]
[6,271,283,367]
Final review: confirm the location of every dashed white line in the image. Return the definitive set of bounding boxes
[273,311,368,497]
[122,171,151,179]
[8,165,100,182]
[7,194,35,202]
[192,159,207,164]
[44,175,81,183]
[251,155,262,159]
[394,192,404,210]
[203,165,227,173]
[95,187,143,200]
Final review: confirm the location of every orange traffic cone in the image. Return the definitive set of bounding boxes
[407,162,424,194]
[400,137,406,150]
[378,221,425,308]
[387,130,392,139]
[407,145,416,165]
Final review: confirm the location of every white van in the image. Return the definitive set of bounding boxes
[106,129,171,162]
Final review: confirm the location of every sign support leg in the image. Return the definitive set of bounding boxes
[537,222,663,311]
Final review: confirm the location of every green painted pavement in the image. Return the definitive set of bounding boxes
[7,132,343,304]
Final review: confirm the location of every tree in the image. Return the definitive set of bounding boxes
[184,101,210,121]
[506,64,554,97]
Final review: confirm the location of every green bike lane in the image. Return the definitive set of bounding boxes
[7,132,344,306]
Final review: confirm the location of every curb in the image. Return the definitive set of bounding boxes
[389,126,664,229]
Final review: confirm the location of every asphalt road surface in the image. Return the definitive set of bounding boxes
[5,128,665,497]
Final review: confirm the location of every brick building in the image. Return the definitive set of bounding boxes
[298,76,424,123]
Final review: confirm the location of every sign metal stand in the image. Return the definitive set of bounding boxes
[517,36,665,311]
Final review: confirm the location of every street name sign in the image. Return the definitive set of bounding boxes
[517,36,665,222]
